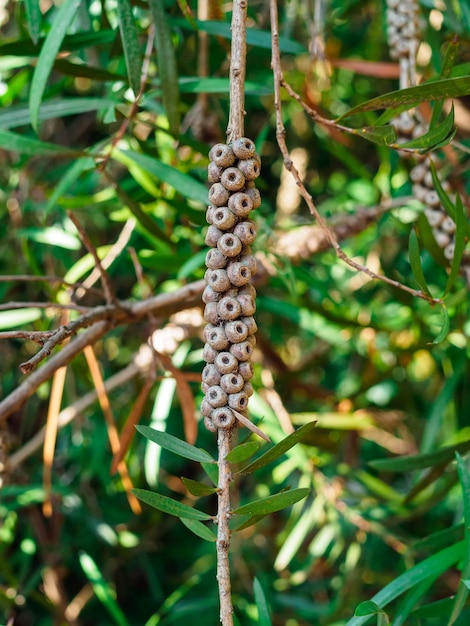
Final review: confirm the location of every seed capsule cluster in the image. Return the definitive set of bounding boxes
[386,0,420,61]
[202,138,260,432]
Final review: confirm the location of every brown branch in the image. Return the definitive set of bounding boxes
[269,0,442,307]
[0,301,89,313]
[0,275,104,298]
[216,428,234,626]
[226,0,247,143]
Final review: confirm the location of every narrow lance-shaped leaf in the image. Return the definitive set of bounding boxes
[136,425,215,463]
[408,229,432,296]
[132,488,212,521]
[149,0,180,136]
[369,438,470,472]
[232,488,309,516]
[430,38,459,129]
[180,518,217,542]
[392,106,455,152]
[236,421,317,475]
[254,578,273,626]
[431,305,450,346]
[116,0,143,95]
[181,476,218,497]
[0,129,78,156]
[226,441,261,464]
[29,0,82,131]
[24,0,42,45]
[349,125,397,146]
[443,194,467,296]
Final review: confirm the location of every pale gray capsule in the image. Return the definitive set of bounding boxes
[209,143,236,168]
[245,186,261,209]
[227,261,252,287]
[224,320,249,343]
[205,248,227,270]
[433,230,451,248]
[410,164,427,183]
[232,137,256,159]
[241,316,257,335]
[212,206,237,231]
[214,351,239,374]
[424,208,444,227]
[206,268,231,292]
[220,372,245,394]
[203,302,219,324]
[204,414,217,432]
[237,294,256,316]
[206,206,217,225]
[228,391,249,411]
[228,192,253,217]
[217,233,243,257]
[209,183,230,207]
[239,253,257,275]
[217,296,242,320]
[208,161,223,183]
[239,283,257,298]
[238,361,254,381]
[444,242,455,260]
[243,382,254,397]
[201,381,210,393]
[424,190,440,209]
[205,225,224,246]
[221,167,246,192]
[206,385,228,408]
[230,341,253,362]
[206,326,229,350]
[202,285,222,303]
[440,217,456,235]
[201,398,214,417]
[234,221,256,246]
[246,334,256,348]
[202,343,218,364]
[237,158,261,181]
[212,406,236,428]
[202,363,222,386]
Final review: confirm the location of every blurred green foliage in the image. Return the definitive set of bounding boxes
[0,0,469,625]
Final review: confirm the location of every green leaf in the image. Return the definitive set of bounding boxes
[226,441,262,464]
[177,249,207,280]
[254,578,273,626]
[355,601,385,617]
[177,77,272,96]
[232,488,309,517]
[230,513,269,531]
[24,0,42,45]
[0,129,77,156]
[149,0,180,136]
[132,488,212,521]
[53,59,125,82]
[29,0,82,131]
[236,421,317,474]
[0,30,117,57]
[0,308,42,330]
[392,106,455,152]
[117,149,208,205]
[431,305,450,345]
[369,439,470,472]
[408,229,432,296]
[430,38,459,128]
[444,195,467,296]
[390,579,434,626]
[116,0,143,95]
[181,477,218,497]
[135,425,215,463]
[201,462,218,486]
[429,159,457,222]
[349,125,397,146]
[412,524,464,553]
[79,551,130,626]
[0,98,120,130]
[180,518,216,542]
[448,453,470,625]
[338,76,470,121]
[345,542,465,625]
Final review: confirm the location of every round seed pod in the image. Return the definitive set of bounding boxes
[228,391,249,411]
[205,225,224,246]
[217,296,242,320]
[241,315,257,335]
[205,326,229,351]
[220,372,245,394]
[206,268,231,292]
[238,361,254,381]
[209,143,236,168]
[212,406,236,429]
[224,320,249,343]
[423,170,434,189]
[246,334,256,348]
[202,363,222,386]
[217,233,243,257]
[202,285,222,303]
[214,351,239,374]
[243,382,254,397]
[232,137,256,159]
[239,283,257,298]
[237,293,256,316]
[221,167,246,192]
[201,381,210,393]
[227,261,252,287]
[413,184,427,203]
[230,341,253,362]
[206,385,228,408]
[444,242,455,260]
[205,248,227,270]
[211,206,237,231]
[201,397,214,417]
[204,415,217,432]
[424,190,440,209]
[237,158,261,181]
[433,230,451,248]
[244,186,261,209]
[239,253,257,275]
[440,216,456,235]
[410,164,427,183]
[228,192,253,217]
[203,302,219,324]
[209,183,230,207]
[202,343,218,364]
[424,208,444,227]
[208,161,223,183]
[234,221,257,246]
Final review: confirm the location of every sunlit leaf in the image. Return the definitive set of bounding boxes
[29,0,82,130]
[136,426,214,463]
[232,488,309,516]
[226,441,261,464]
[0,30,116,56]
[181,477,218,497]
[408,229,432,296]
[116,0,143,95]
[412,524,464,553]
[355,601,384,617]
[177,77,272,96]
[132,488,212,520]
[391,106,455,152]
[369,439,470,472]
[149,0,180,136]
[431,305,450,345]
[430,38,459,128]
[180,518,216,542]
[236,421,317,474]
[443,195,467,296]
[24,0,42,45]
[254,578,273,626]
[349,125,397,146]
[0,129,77,156]
[0,309,42,330]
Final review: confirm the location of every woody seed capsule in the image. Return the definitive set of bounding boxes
[209,143,236,168]
[201,398,214,417]
[238,361,254,381]
[204,415,217,432]
[217,233,243,257]
[227,262,252,287]
[217,296,242,320]
[220,372,245,394]
[202,343,218,364]
[202,285,222,303]
[205,248,227,270]
[230,341,253,362]
[206,268,231,292]
[212,206,237,231]
[212,406,236,429]
[234,221,257,245]
[214,351,239,374]
[206,326,229,350]
[224,320,249,343]
[228,192,254,217]
[221,167,246,192]
[202,363,222,386]
[232,137,256,159]
[209,183,230,207]
[245,186,261,209]
[228,392,249,411]
[207,161,223,183]
[206,385,228,408]
[205,225,224,246]
[203,302,219,324]
[237,158,261,181]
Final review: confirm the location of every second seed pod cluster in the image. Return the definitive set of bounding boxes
[201,137,261,432]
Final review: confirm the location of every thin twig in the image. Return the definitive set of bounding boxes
[226,0,247,142]
[0,275,104,298]
[0,301,89,313]
[216,428,234,626]
[269,0,442,306]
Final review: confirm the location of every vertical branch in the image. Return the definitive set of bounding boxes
[217,428,234,626]
[227,0,247,142]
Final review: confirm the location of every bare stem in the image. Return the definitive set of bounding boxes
[217,428,234,626]
[226,0,247,142]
